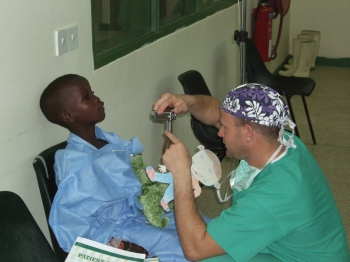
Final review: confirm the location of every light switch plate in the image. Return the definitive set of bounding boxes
[55,29,68,56]
[68,26,79,51]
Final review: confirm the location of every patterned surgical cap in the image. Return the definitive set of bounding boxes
[220,83,296,147]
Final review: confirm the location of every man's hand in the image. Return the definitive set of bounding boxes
[153,93,221,128]
[162,132,226,261]
[153,93,190,115]
[162,130,192,177]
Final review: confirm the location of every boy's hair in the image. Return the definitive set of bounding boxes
[40,74,84,126]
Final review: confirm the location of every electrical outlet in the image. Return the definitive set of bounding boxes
[68,26,79,51]
[55,29,68,56]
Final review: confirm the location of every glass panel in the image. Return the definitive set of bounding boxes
[93,0,151,55]
[160,0,197,26]
[203,0,223,9]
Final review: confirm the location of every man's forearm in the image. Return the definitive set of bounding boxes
[162,131,225,261]
[173,168,208,260]
[184,95,221,128]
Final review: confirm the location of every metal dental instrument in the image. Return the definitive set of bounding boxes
[150,107,176,153]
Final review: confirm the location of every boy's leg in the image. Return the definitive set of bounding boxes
[122,218,185,261]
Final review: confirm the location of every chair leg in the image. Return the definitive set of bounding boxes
[301,96,316,144]
[285,96,300,138]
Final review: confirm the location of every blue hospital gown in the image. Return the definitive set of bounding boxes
[49,126,189,261]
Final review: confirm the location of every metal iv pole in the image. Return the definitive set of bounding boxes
[234,0,248,85]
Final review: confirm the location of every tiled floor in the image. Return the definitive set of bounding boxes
[196,66,350,248]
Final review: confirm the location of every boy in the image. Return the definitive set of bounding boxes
[40,74,189,261]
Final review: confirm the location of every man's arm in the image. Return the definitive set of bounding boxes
[153,93,221,129]
[163,131,226,261]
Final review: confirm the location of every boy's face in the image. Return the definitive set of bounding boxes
[64,77,105,126]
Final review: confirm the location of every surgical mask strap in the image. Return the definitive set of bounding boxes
[216,170,234,202]
[231,144,284,192]
[266,144,283,165]
[216,144,284,202]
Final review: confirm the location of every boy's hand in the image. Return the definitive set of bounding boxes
[153,93,190,115]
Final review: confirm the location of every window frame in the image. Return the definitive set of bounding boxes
[91,0,237,69]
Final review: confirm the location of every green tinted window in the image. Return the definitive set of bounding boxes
[203,0,225,9]
[92,1,152,54]
[92,0,236,69]
[160,0,196,26]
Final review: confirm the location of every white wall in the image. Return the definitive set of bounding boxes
[0,0,290,244]
[290,0,350,58]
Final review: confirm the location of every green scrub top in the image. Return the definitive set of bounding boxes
[207,135,349,262]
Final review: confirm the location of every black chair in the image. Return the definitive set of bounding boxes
[178,70,226,161]
[243,38,316,144]
[32,141,68,262]
[0,191,60,262]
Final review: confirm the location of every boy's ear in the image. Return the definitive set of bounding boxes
[60,110,75,124]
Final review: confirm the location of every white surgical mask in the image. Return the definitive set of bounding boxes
[217,144,284,202]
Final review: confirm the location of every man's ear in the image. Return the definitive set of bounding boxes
[60,110,75,124]
[243,124,254,143]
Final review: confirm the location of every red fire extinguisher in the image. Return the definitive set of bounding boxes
[252,2,274,62]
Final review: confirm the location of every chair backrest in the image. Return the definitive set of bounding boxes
[242,38,317,144]
[243,38,316,96]
[0,191,60,262]
[33,141,68,261]
[178,70,226,161]
[244,38,276,85]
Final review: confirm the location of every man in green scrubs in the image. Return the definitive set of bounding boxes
[153,83,349,261]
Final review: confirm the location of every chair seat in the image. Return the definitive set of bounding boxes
[0,191,59,262]
[255,74,315,97]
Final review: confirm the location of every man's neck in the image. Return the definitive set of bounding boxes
[246,140,284,169]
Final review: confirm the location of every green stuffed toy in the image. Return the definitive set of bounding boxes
[131,145,221,229]
[131,155,173,228]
